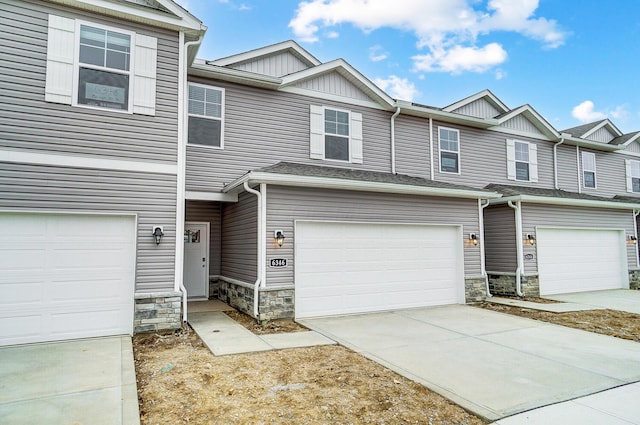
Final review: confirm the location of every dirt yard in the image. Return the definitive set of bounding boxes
[478,302,640,342]
[133,326,486,425]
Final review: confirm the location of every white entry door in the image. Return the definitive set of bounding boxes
[183,222,209,299]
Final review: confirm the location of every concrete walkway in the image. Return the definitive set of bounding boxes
[188,311,336,355]
[0,336,139,425]
[299,305,640,422]
[545,289,640,314]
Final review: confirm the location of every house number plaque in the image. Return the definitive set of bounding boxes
[270,258,287,267]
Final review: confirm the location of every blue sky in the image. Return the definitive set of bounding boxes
[180,0,640,134]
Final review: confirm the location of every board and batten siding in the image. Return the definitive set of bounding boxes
[622,142,640,155]
[427,121,556,190]
[483,205,517,273]
[229,51,310,77]
[0,0,179,163]
[521,204,636,275]
[185,78,393,192]
[586,127,615,143]
[185,201,222,276]
[293,72,371,101]
[264,185,482,288]
[501,116,545,136]
[221,191,257,284]
[0,162,177,293]
[451,98,501,119]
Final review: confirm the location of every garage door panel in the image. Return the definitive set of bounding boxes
[538,228,627,295]
[0,213,135,346]
[295,222,463,318]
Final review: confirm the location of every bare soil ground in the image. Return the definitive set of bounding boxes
[134,327,486,425]
[224,310,309,335]
[478,302,640,343]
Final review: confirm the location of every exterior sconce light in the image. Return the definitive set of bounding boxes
[628,235,637,244]
[469,233,478,246]
[152,226,164,245]
[526,234,536,246]
[274,230,285,247]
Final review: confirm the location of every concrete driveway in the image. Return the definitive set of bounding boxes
[299,305,640,421]
[0,336,139,425]
[546,289,640,314]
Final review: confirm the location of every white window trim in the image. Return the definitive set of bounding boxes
[582,151,597,189]
[438,126,461,175]
[187,82,225,150]
[626,159,640,193]
[72,20,135,114]
[507,139,538,183]
[322,106,352,163]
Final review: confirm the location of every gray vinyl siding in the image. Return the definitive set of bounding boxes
[429,122,555,189]
[394,114,431,178]
[0,162,177,293]
[587,127,615,143]
[185,201,222,276]
[556,144,580,192]
[221,191,257,284]
[521,203,636,274]
[0,0,179,163]
[484,205,517,273]
[186,78,393,192]
[580,151,628,197]
[452,99,501,118]
[230,51,310,77]
[293,72,371,101]
[264,185,481,288]
[500,116,545,136]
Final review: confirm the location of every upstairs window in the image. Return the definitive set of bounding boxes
[309,105,363,164]
[77,24,131,111]
[188,83,224,148]
[438,127,460,173]
[324,108,350,161]
[506,139,538,182]
[582,152,596,189]
[626,160,640,192]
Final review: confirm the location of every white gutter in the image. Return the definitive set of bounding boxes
[553,137,564,189]
[176,32,204,323]
[224,172,501,200]
[635,210,640,268]
[507,200,524,297]
[478,199,491,297]
[429,117,435,180]
[243,182,263,319]
[489,194,640,210]
[576,146,582,194]
[390,107,401,174]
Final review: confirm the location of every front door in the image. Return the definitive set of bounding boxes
[183,222,209,299]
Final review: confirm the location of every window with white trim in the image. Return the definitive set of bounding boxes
[45,15,157,115]
[309,105,363,164]
[506,139,538,182]
[438,127,460,173]
[626,159,640,192]
[582,151,596,189]
[188,83,224,148]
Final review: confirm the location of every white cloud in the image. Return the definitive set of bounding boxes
[374,75,419,101]
[494,69,507,80]
[326,31,340,38]
[572,101,607,122]
[289,0,566,73]
[369,45,388,62]
[238,4,251,11]
[413,43,507,74]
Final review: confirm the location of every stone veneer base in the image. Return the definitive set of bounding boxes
[488,274,540,297]
[134,291,182,333]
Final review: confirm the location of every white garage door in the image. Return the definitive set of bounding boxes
[295,221,464,318]
[0,213,136,346]
[537,228,628,296]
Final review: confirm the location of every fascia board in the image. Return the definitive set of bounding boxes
[617,133,640,148]
[400,104,498,128]
[209,40,321,67]
[488,194,640,210]
[559,134,621,152]
[443,89,509,114]
[49,0,206,33]
[223,172,502,200]
[189,63,282,88]
[583,119,622,138]
[489,126,556,141]
[496,105,559,139]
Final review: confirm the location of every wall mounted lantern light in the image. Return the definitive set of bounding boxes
[526,234,536,246]
[469,233,478,246]
[152,226,164,245]
[274,230,285,247]
[628,235,637,245]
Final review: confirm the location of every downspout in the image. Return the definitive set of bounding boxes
[429,117,435,180]
[507,200,525,296]
[243,182,263,319]
[576,146,582,194]
[390,107,401,174]
[177,32,204,323]
[552,137,564,190]
[479,199,491,297]
[634,210,640,268]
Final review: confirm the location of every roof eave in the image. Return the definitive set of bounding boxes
[223,172,502,200]
[399,104,499,129]
[189,62,282,89]
[559,133,621,151]
[488,194,640,210]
